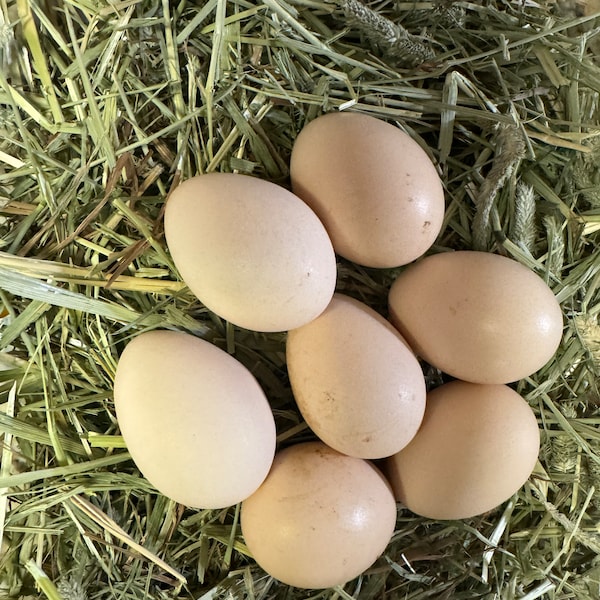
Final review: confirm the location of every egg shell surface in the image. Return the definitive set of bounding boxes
[241,441,397,589]
[290,111,445,268]
[384,380,540,520]
[286,294,426,458]
[164,173,337,332]
[113,330,276,509]
[388,250,563,384]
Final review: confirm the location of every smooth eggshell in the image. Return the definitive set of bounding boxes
[290,112,445,268]
[286,294,426,459]
[388,251,563,383]
[384,381,540,520]
[164,173,336,332]
[241,442,397,589]
[113,330,276,508]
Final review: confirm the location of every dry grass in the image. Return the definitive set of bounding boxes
[1,0,600,598]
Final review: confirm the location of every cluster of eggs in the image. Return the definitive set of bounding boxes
[113,112,563,589]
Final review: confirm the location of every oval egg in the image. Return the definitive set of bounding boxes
[241,441,397,589]
[164,173,337,332]
[388,250,563,384]
[290,111,445,268]
[113,330,276,509]
[384,380,540,520]
[286,294,426,459]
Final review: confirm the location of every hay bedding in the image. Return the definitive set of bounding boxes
[0,1,600,599]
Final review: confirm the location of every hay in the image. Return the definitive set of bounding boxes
[1,0,600,598]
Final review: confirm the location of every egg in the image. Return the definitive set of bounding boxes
[384,380,540,520]
[286,294,426,459]
[388,251,563,384]
[241,441,397,589]
[164,173,336,332]
[113,330,276,509]
[289,111,445,268]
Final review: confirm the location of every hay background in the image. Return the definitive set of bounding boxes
[1,1,600,599]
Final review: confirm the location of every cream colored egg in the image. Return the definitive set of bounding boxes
[290,111,445,268]
[286,294,426,459]
[113,330,276,509]
[241,442,397,589]
[164,173,336,332]
[384,381,540,520]
[388,251,563,384]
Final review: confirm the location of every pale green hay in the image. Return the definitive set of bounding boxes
[472,123,527,251]
[24,560,63,600]
[0,0,599,598]
[336,0,435,66]
[510,183,538,255]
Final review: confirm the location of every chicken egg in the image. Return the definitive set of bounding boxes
[388,250,563,383]
[241,441,397,589]
[113,330,276,509]
[290,111,445,268]
[286,294,426,459]
[164,173,336,332]
[384,380,540,520]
